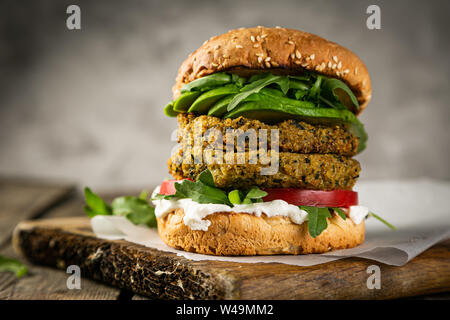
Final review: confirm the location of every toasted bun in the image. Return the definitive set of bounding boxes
[157,209,365,256]
[173,26,371,114]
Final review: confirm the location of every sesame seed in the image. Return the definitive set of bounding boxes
[211,62,218,67]
[222,54,230,58]
[235,44,243,49]
[332,63,337,69]
[256,35,261,42]
[265,61,271,68]
[290,53,295,60]
[295,50,301,59]
[344,69,350,74]
[337,62,342,69]
[333,56,338,63]
[306,57,310,61]
[328,61,332,68]
[250,35,256,42]
[355,68,358,75]
[336,71,340,76]
[203,40,208,45]
[265,57,271,62]
[257,25,263,28]
[321,62,326,69]
[258,56,263,63]
[261,34,267,38]
[315,65,320,71]
[214,45,221,50]
[271,61,279,67]
[253,44,260,48]
[256,53,264,57]
[310,54,315,60]
[275,26,282,29]
[301,63,308,67]
[294,60,302,65]
[288,40,295,45]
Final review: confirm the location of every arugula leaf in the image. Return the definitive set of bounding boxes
[231,73,247,88]
[321,78,360,113]
[112,196,157,228]
[0,255,27,278]
[301,206,332,238]
[309,75,323,100]
[174,175,231,205]
[151,193,176,201]
[84,188,157,228]
[84,187,112,217]
[368,212,396,230]
[181,73,231,93]
[197,169,216,187]
[227,74,290,111]
[333,207,346,220]
[244,186,268,200]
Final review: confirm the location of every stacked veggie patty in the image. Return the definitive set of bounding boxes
[169,114,361,190]
[166,71,365,192]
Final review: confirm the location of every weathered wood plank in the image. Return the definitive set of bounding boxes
[0,180,124,300]
[12,217,450,300]
[0,179,75,247]
[0,245,121,300]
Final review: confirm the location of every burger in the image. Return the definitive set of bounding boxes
[151,26,381,256]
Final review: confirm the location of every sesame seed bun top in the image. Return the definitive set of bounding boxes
[173,26,372,114]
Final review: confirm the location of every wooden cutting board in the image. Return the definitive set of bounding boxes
[12,217,450,300]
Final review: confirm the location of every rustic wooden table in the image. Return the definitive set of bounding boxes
[0,178,448,300]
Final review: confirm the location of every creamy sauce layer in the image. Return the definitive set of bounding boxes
[152,186,367,231]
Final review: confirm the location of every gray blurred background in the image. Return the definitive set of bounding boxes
[0,0,449,190]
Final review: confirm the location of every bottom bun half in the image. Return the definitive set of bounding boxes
[157,209,365,256]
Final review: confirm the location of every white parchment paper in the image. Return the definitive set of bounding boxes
[91,179,450,266]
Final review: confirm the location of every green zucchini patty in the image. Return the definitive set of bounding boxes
[177,113,359,156]
[168,148,360,191]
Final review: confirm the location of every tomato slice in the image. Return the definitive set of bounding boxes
[262,188,358,208]
[159,179,188,195]
[160,179,357,208]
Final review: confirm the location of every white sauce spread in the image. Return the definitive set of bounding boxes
[152,186,367,231]
[349,205,369,225]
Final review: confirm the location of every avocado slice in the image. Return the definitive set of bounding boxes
[224,101,367,152]
[188,84,239,114]
[208,95,234,117]
[173,91,201,112]
[163,101,178,117]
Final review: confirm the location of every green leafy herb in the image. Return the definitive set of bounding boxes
[321,78,360,112]
[368,212,396,230]
[173,174,231,205]
[111,196,156,228]
[333,207,346,220]
[84,188,157,228]
[227,74,290,111]
[84,187,112,217]
[231,73,247,88]
[181,72,231,93]
[153,170,267,207]
[244,186,268,200]
[0,255,27,278]
[301,206,332,238]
